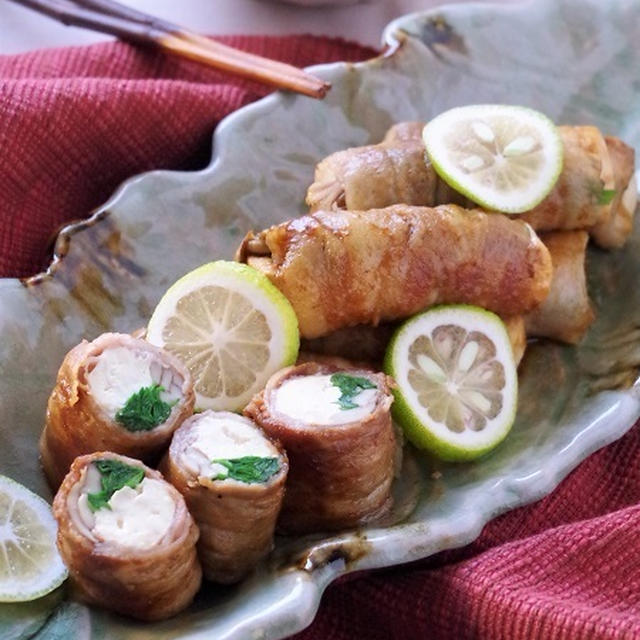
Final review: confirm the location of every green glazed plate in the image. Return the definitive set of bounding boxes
[2,0,640,638]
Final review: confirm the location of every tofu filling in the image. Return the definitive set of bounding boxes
[179,411,280,482]
[76,462,175,549]
[273,373,378,425]
[86,346,183,425]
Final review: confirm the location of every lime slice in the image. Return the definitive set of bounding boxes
[384,305,518,461]
[0,476,67,602]
[423,104,563,213]
[147,261,299,411]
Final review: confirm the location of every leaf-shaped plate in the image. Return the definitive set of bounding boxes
[1,0,640,638]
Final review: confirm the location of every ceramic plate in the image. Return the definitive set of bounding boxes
[2,0,640,638]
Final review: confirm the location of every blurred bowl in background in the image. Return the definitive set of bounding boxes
[258,0,365,6]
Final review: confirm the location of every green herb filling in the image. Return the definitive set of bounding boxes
[330,373,377,410]
[598,188,617,205]
[211,456,280,484]
[87,459,145,512]
[115,384,175,432]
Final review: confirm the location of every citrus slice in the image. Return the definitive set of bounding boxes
[423,104,563,213]
[146,261,299,411]
[384,305,518,461]
[0,476,67,602]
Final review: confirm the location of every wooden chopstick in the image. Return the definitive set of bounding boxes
[8,0,331,98]
[74,0,327,89]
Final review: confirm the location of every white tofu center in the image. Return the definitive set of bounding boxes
[78,466,175,549]
[273,374,378,425]
[87,346,178,420]
[180,412,279,479]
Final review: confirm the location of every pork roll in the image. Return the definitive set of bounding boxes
[502,315,527,365]
[590,136,638,249]
[306,121,463,212]
[306,122,635,248]
[160,411,287,583]
[244,362,396,534]
[52,452,201,621]
[524,231,594,344]
[237,204,553,338]
[41,332,195,490]
[301,314,527,367]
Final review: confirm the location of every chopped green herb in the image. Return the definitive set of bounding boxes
[598,189,617,205]
[211,457,280,484]
[330,373,377,410]
[87,459,145,512]
[115,384,175,432]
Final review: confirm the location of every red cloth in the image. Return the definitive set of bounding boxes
[0,35,375,277]
[2,35,639,640]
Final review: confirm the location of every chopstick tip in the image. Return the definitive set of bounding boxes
[307,79,331,100]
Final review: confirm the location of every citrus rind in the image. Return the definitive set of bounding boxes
[423,104,563,214]
[147,261,299,411]
[0,475,67,602]
[384,305,518,462]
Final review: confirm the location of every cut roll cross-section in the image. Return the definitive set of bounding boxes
[147,261,300,411]
[385,305,518,461]
[423,104,563,213]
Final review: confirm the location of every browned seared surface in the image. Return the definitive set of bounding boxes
[40,332,195,490]
[52,452,201,621]
[517,126,615,233]
[590,136,636,249]
[239,205,552,339]
[306,122,635,249]
[301,316,526,367]
[306,122,464,212]
[244,362,396,534]
[502,315,527,365]
[525,231,595,344]
[160,412,288,583]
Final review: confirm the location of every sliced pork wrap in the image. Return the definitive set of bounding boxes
[41,332,195,490]
[306,121,462,212]
[52,452,201,621]
[237,204,552,339]
[160,411,287,583]
[244,362,395,534]
[590,136,638,249]
[301,314,527,367]
[525,231,594,344]
[502,315,527,365]
[306,122,635,248]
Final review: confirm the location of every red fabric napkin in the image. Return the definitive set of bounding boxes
[0,35,375,278]
[2,35,639,640]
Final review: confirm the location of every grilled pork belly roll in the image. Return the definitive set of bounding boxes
[306,121,463,212]
[306,123,635,248]
[382,121,426,145]
[302,314,527,367]
[524,231,594,344]
[590,137,637,249]
[502,315,527,365]
[52,452,201,621]
[160,411,287,583]
[515,125,616,233]
[41,332,195,490]
[237,205,552,339]
[245,362,395,534]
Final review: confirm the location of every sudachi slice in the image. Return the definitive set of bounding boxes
[423,104,563,213]
[147,261,299,411]
[384,305,518,461]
